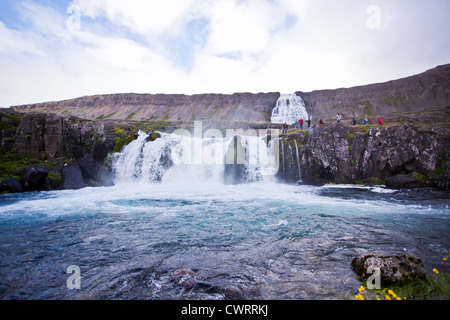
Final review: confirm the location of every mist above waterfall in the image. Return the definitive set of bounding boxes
[271,94,310,125]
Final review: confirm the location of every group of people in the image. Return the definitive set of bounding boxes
[281,114,384,134]
[281,118,311,134]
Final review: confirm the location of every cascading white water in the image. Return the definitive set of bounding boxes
[271,94,310,125]
[294,140,302,182]
[111,131,279,185]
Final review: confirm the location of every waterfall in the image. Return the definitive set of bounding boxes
[280,139,286,182]
[294,140,302,183]
[271,94,310,125]
[110,130,279,185]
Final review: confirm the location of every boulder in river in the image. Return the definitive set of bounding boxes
[0,178,23,193]
[351,254,426,286]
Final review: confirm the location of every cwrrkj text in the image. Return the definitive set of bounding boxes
[181,304,268,317]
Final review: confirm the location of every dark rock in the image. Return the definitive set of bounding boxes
[351,254,426,286]
[224,286,245,300]
[20,165,49,191]
[78,155,102,182]
[61,163,85,190]
[78,154,114,187]
[0,178,23,193]
[47,167,62,190]
[385,174,424,189]
[170,269,196,289]
[224,136,246,184]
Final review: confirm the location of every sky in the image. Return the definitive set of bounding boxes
[0,0,449,107]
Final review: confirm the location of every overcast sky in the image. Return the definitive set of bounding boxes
[0,0,449,107]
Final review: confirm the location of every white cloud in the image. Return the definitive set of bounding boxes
[0,0,449,107]
[0,22,42,55]
[72,0,200,36]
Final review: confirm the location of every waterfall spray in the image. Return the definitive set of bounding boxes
[110,124,280,185]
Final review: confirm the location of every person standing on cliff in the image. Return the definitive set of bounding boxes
[336,113,342,123]
[378,118,383,125]
[307,118,311,128]
[362,117,368,125]
[319,119,324,125]
[282,123,288,134]
[299,118,304,130]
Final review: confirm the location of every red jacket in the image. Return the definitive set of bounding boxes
[299,119,304,124]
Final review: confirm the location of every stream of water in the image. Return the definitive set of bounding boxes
[0,131,448,300]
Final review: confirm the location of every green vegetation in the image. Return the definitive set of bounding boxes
[112,127,136,153]
[355,273,449,300]
[412,172,427,184]
[434,150,447,175]
[0,153,59,180]
[114,128,124,135]
[125,112,136,120]
[0,113,22,131]
[48,170,62,183]
[381,95,408,108]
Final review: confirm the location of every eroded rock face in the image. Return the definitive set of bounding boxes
[298,64,450,122]
[7,112,138,192]
[285,123,450,188]
[12,92,281,124]
[351,255,426,286]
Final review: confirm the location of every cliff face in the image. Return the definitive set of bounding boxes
[278,123,450,190]
[10,64,449,127]
[1,112,138,192]
[12,92,281,125]
[298,64,450,122]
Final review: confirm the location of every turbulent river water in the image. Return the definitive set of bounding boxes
[0,132,449,300]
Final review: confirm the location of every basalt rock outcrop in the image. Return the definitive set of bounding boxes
[278,123,450,189]
[1,112,138,192]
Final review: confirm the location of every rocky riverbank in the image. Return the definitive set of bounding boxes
[276,122,450,190]
[1,112,138,193]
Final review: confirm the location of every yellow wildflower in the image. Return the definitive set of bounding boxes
[432,268,439,274]
[386,295,391,300]
[444,257,447,261]
[396,297,402,300]
[359,286,365,293]
[388,289,396,297]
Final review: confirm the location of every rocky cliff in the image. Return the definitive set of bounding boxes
[298,64,450,123]
[10,64,450,127]
[1,112,137,192]
[12,92,281,127]
[277,123,449,190]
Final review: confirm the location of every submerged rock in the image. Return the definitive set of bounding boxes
[170,269,197,289]
[385,174,424,189]
[351,254,426,286]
